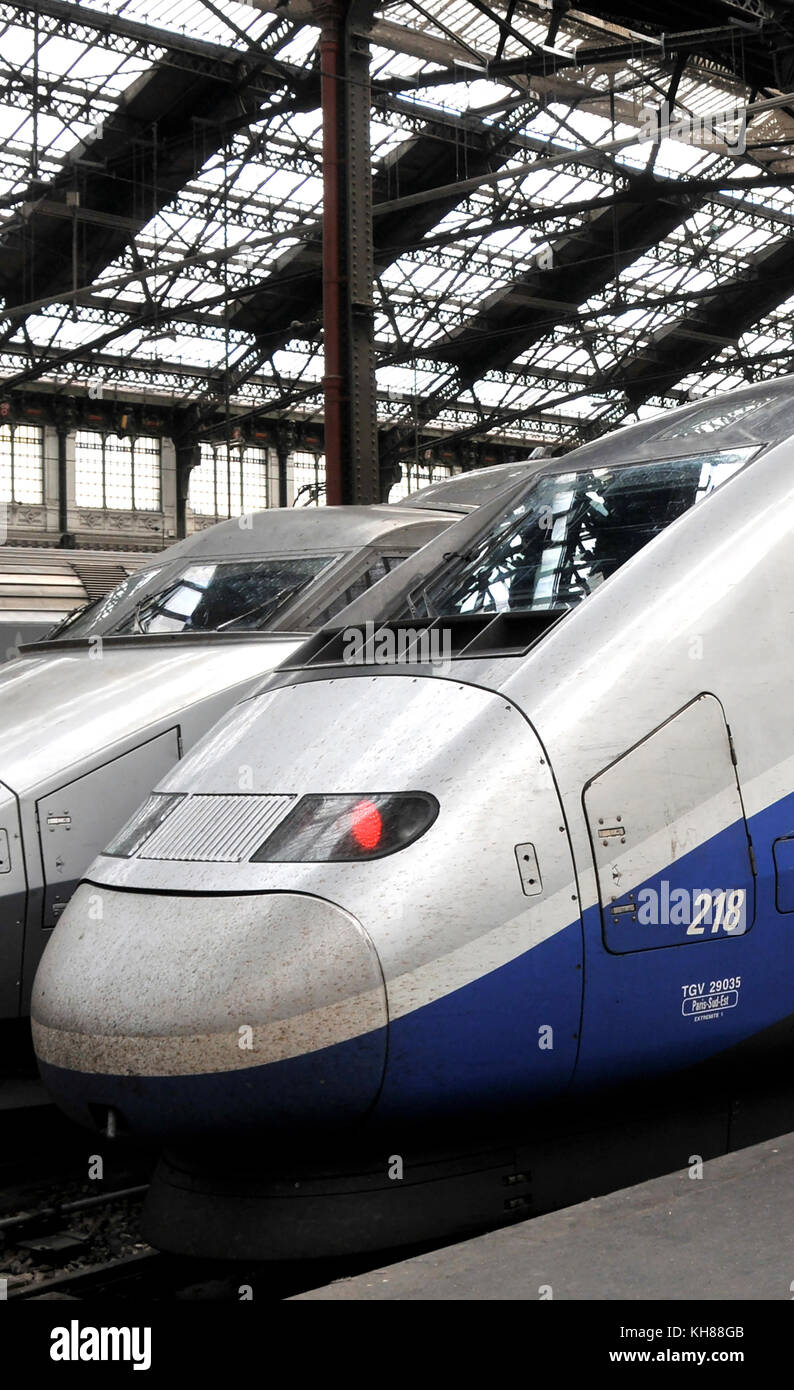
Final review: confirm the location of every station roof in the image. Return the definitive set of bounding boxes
[3,1,794,457]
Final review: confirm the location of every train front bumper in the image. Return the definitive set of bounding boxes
[32,884,387,1136]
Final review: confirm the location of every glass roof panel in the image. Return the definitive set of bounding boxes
[0,0,791,452]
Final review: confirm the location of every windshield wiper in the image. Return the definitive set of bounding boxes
[406,586,434,619]
[419,585,438,619]
[130,599,146,634]
[217,585,298,632]
[46,594,103,640]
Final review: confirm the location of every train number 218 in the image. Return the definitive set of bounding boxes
[686,889,746,936]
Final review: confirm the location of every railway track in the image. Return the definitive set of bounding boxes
[1,1175,153,1297]
[0,1167,280,1301]
[0,1082,158,1301]
[6,1248,342,1300]
[6,1248,264,1300]
[0,1182,149,1240]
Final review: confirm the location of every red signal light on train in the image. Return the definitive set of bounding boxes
[252,791,438,862]
[350,799,383,852]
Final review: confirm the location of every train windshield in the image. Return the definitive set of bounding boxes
[409,448,754,618]
[50,556,338,638]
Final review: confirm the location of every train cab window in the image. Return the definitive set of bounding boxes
[51,558,338,638]
[114,558,338,633]
[410,447,754,619]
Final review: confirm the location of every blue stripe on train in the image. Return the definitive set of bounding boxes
[372,917,583,1120]
[37,1021,387,1138]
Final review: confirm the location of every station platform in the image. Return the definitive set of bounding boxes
[292,1131,793,1300]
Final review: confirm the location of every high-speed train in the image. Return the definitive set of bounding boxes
[0,468,537,1022]
[33,378,794,1252]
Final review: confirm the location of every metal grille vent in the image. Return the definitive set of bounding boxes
[138,794,295,863]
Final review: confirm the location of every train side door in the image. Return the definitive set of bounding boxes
[36,727,181,929]
[575,693,756,1087]
[20,728,181,1012]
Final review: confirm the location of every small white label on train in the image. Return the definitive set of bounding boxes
[681,977,741,1019]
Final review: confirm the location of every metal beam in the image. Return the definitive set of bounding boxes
[372,90,794,221]
[8,0,298,81]
[227,120,515,347]
[345,19,379,502]
[604,233,794,407]
[0,63,291,318]
[311,0,378,504]
[315,0,345,504]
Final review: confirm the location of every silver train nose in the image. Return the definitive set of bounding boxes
[32,884,387,1135]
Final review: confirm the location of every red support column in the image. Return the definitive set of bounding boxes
[314,0,346,505]
[311,0,378,505]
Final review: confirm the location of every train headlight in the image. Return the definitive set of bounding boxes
[251,792,438,862]
[105,792,185,858]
